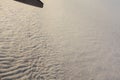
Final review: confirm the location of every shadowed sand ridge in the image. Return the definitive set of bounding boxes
[14,0,44,8]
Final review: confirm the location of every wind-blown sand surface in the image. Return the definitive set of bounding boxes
[0,0,64,80]
[0,0,120,80]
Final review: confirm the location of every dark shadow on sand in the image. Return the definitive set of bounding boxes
[14,0,44,8]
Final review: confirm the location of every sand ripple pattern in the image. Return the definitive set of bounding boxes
[0,20,63,80]
[0,34,63,80]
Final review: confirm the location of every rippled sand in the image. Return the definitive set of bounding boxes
[0,0,64,80]
[1,0,120,80]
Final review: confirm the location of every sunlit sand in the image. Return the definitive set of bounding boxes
[0,0,120,80]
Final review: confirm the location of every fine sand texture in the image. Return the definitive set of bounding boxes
[0,0,64,80]
[1,0,120,80]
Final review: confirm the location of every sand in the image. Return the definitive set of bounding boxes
[0,0,120,80]
[0,0,64,80]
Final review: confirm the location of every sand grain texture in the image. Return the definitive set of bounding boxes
[0,0,64,80]
[1,0,120,80]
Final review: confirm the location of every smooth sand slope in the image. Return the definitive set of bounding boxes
[1,0,120,80]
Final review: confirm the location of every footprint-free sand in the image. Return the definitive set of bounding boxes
[0,0,120,80]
